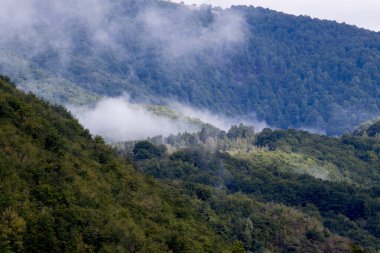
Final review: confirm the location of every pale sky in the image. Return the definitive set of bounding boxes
[170,0,380,32]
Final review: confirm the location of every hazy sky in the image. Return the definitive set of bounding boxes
[170,0,380,31]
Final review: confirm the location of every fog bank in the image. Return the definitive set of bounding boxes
[70,95,268,141]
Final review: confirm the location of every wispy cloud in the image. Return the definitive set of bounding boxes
[69,95,268,141]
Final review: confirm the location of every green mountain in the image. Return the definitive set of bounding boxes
[2,0,380,251]
[1,76,367,252]
[1,0,380,135]
[0,76,233,252]
[119,123,380,185]
[122,124,380,251]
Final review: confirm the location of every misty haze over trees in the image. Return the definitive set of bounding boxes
[3,75,380,252]
[1,0,380,252]
[0,0,380,135]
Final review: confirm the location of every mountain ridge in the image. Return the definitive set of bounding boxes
[0,76,231,252]
[1,75,370,252]
[1,0,380,135]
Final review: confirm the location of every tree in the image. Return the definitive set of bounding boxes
[133,141,166,160]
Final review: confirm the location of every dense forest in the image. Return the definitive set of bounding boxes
[2,0,380,252]
[0,76,232,252]
[1,76,375,252]
[1,0,380,134]
[119,121,380,252]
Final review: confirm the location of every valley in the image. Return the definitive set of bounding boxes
[1,0,380,252]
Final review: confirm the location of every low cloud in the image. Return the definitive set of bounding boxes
[0,0,248,71]
[69,96,196,141]
[139,5,247,59]
[69,95,268,142]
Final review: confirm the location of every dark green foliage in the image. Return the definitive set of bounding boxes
[0,78,232,252]
[1,77,373,252]
[352,244,368,253]
[367,122,380,137]
[306,229,324,242]
[227,124,255,141]
[129,126,380,251]
[3,1,380,135]
[0,75,16,88]
[231,241,245,253]
[354,119,380,138]
[133,141,166,160]
[256,128,380,185]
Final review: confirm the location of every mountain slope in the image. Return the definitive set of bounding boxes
[1,76,363,252]
[119,124,380,186]
[124,126,380,251]
[1,0,380,135]
[0,76,231,252]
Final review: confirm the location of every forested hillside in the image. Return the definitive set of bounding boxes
[119,123,380,185]
[1,76,370,252]
[121,123,380,251]
[1,0,380,135]
[0,76,233,252]
[2,0,380,252]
